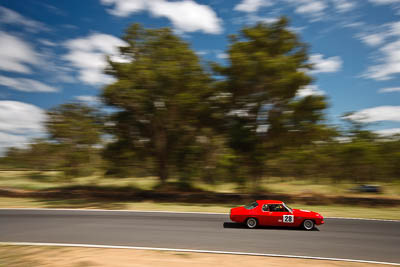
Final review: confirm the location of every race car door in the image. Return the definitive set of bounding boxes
[259,204,275,226]
[268,204,294,226]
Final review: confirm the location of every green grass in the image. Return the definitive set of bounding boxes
[0,171,159,191]
[0,171,399,220]
[0,197,399,220]
[1,170,399,198]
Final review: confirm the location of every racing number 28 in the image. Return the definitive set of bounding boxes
[283,215,294,223]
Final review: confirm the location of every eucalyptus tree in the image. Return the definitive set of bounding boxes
[102,24,221,183]
[46,103,103,177]
[214,17,330,188]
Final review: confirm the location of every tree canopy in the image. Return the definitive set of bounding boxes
[102,24,221,183]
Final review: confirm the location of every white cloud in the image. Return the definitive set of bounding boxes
[100,0,147,16]
[63,33,127,85]
[346,106,400,122]
[0,6,48,32]
[0,101,46,134]
[359,22,400,48]
[368,0,400,4]
[295,1,327,17]
[387,21,400,36]
[365,40,400,80]
[0,132,32,155]
[217,52,228,59]
[150,0,222,34]
[195,50,208,56]
[360,22,400,80]
[244,14,279,24]
[296,85,325,97]
[309,54,343,74]
[38,39,57,47]
[343,22,365,29]
[0,31,39,74]
[0,101,46,154]
[378,87,400,93]
[75,95,101,105]
[234,0,274,13]
[360,33,386,47]
[332,0,356,12]
[0,75,58,93]
[100,0,222,34]
[374,128,400,136]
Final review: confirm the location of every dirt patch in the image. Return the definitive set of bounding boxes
[0,245,389,267]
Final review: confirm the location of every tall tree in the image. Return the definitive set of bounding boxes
[102,24,219,183]
[214,17,330,188]
[46,103,103,177]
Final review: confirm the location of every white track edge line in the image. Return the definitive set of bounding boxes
[0,242,398,266]
[0,208,399,222]
[326,216,399,222]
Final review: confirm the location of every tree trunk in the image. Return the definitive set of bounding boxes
[154,124,168,184]
[158,153,168,184]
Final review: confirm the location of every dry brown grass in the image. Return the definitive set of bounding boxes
[0,245,388,267]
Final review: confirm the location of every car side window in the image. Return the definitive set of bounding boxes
[262,204,269,212]
[269,204,286,212]
[244,202,259,210]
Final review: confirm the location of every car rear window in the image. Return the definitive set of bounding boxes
[244,202,259,210]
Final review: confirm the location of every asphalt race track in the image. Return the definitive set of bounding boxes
[0,209,399,264]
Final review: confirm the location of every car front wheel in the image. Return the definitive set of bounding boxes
[302,219,314,230]
[246,217,258,229]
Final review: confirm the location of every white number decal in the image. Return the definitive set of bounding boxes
[283,215,294,223]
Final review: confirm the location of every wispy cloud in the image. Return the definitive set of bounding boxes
[75,95,101,105]
[100,0,223,34]
[296,85,325,97]
[38,39,57,47]
[0,101,46,154]
[368,0,400,5]
[309,53,343,74]
[360,22,400,80]
[294,0,327,18]
[360,33,386,47]
[234,0,273,13]
[332,0,356,12]
[0,31,39,74]
[346,106,400,122]
[216,52,228,59]
[0,6,48,32]
[0,75,59,93]
[63,33,127,85]
[378,87,400,93]
[364,39,400,80]
[0,101,46,134]
[374,128,400,136]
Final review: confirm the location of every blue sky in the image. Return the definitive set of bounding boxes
[0,0,400,153]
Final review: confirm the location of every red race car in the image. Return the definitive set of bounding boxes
[230,200,324,230]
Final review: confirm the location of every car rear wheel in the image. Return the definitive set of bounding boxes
[246,217,258,229]
[302,219,314,230]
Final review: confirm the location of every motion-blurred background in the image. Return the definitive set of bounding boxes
[0,0,399,216]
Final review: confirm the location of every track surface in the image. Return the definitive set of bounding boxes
[0,209,399,263]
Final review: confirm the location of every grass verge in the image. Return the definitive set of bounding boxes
[1,171,400,198]
[0,197,399,220]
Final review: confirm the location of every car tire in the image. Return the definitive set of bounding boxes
[302,219,314,230]
[246,217,258,229]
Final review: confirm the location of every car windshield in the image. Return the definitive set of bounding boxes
[244,202,259,210]
[283,202,292,213]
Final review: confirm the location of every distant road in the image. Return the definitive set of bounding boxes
[0,209,399,264]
